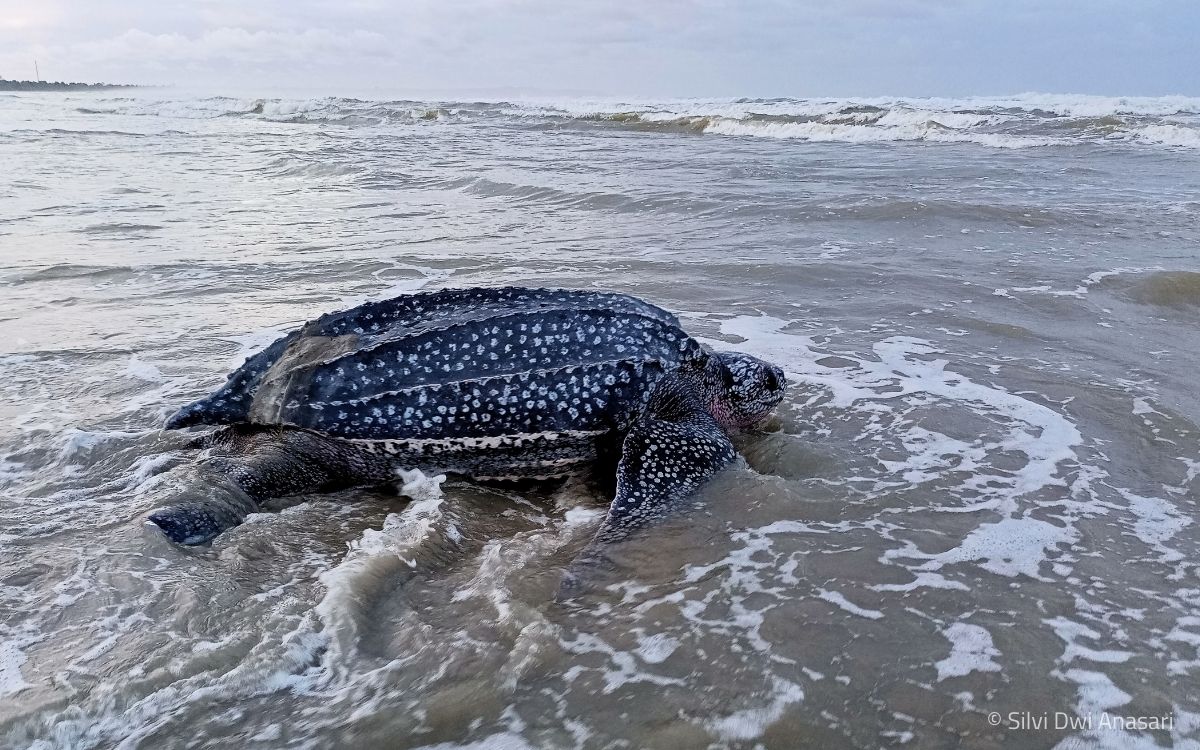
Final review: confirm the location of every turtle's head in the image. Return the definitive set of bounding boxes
[703,351,787,429]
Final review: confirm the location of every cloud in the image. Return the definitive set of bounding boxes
[66,27,394,66]
[0,0,1195,95]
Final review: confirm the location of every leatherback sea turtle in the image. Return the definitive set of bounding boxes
[148,287,787,552]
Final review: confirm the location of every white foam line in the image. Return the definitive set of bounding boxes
[559,632,686,695]
[0,638,30,697]
[935,623,1001,681]
[313,469,445,659]
[1044,617,1134,665]
[1118,489,1190,564]
[709,316,1091,582]
[703,117,1063,149]
[1049,669,1174,750]
[705,677,805,741]
[124,355,164,382]
[816,589,884,620]
[712,316,1083,513]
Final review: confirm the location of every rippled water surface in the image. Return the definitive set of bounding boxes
[2,91,1200,749]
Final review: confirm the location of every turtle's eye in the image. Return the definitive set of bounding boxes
[764,370,779,392]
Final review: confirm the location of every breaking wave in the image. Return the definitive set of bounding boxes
[54,92,1200,150]
[1128,270,1200,308]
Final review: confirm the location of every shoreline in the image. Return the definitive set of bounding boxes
[0,79,140,92]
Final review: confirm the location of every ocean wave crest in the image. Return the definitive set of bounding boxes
[552,98,1200,149]
[54,92,1200,150]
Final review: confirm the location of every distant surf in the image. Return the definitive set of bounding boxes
[38,92,1200,150]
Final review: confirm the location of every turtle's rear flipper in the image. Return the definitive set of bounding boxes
[561,375,735,594]
[146,427,395,545]
[146,476,258,545]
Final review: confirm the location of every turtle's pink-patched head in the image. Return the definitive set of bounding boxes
[702,351,787,430]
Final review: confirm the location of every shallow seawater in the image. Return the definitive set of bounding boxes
[1,91,1200,749]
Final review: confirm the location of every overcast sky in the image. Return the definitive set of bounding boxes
[1,0,1196,98]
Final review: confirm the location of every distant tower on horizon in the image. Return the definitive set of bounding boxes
[34,60,40,82]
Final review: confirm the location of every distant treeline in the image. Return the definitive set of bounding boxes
[0,79,138,91]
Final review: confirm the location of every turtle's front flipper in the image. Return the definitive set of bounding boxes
[563,375,736,592]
